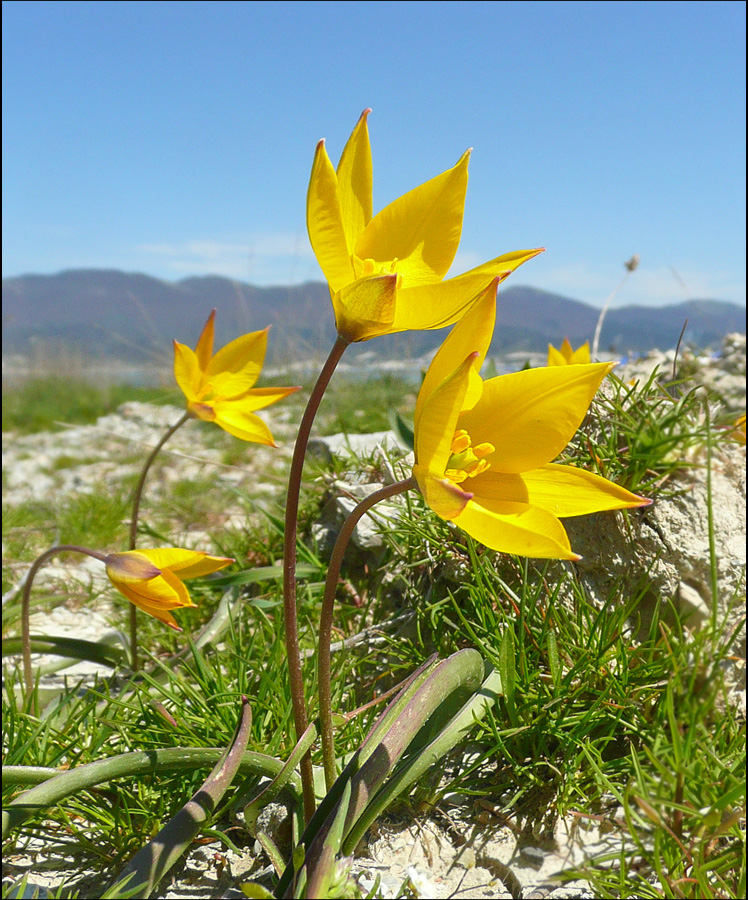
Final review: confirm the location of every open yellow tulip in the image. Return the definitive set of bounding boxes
[307,109,543,342]
[413,281,650,560]
[105,548,232,630]
[547,338,592,366]
[174,310,300,444]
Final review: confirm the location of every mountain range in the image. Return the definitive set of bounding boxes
[2,268,745,366]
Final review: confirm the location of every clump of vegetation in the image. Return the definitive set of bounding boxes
[4,351,743,899]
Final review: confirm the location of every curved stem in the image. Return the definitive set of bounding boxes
[591,270,632,360]
[21,545,109,705]
[283,336,349,822]
[318,477,415,791]
[127,411,190,671]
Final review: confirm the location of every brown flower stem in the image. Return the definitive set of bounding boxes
[318,477,416,791]
[283,335,349,822]
[127,411,190,671]
[21,545,109,708]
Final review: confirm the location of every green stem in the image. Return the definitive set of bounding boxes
[20,545,109,706]
[128,411,191,671]
[282,336,349,822]
[318,478,415,791]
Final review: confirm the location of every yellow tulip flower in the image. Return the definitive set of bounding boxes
[105,548,232,630]
[547,338,592,366]
[413,281,650,560]
[307,109,543,342]
[174,310,300,444]
[731,413,746,444]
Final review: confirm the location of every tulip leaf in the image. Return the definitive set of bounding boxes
[3,746,295,840]
[2,634,129,669]
[109,696,253,897]
[389,409,415,450]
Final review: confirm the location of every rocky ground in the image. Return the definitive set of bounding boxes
[2,336,745,899]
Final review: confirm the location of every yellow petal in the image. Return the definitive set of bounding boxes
[188,400,217,423]
[413,465,473,519]
[173,341,203,402]
[112,580,182,630]
[195,309,216,371]
[469,466,650,517]
[336,109,372,254]
[454,247,546,283]
[570,342,591,364]
[135,548,232,578]
[307,139,355,292]
[415,351,477,474]
[332,274,398,342]
[167,556,232,579]
[207,328,268,394]
[148,569,194,607]
[211,404,277,445]
[238,385,301,412]
[547,344,567,366]
[454,498,579,560]
[521,464,650,515]
[390,248,544,333]
[355,150,471,285]
[105,551,162,583]
[458,362,614,473]
[108,567,196,629]
[414,280,496,437]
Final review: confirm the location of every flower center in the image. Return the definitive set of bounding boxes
[360,257,401,278]
[445,429,495,483]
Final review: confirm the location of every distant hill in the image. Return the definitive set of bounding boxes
[2,269,745,365]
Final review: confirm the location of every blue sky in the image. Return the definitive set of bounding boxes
[2,0,746,308]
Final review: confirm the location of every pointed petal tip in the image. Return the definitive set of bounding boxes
[361,107,372,118]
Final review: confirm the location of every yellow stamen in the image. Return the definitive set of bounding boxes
[446,430,495,483]
[451,429,470,454]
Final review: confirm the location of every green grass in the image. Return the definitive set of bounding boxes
[2,377,182,434]
[2,364,745,898]
[314,373,417,436]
